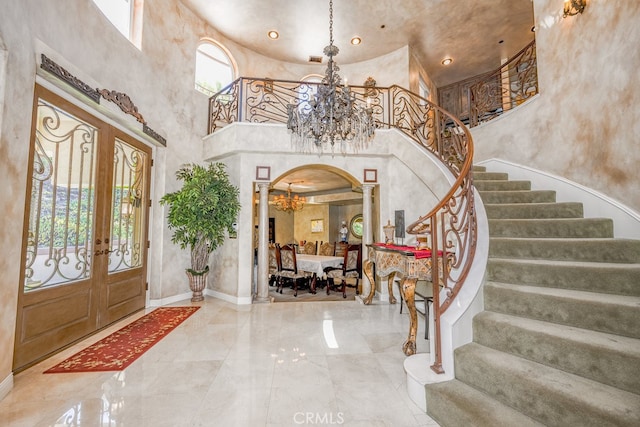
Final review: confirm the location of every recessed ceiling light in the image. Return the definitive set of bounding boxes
[350,36,362,45]
[441,58,453,66]
[267,30,279,40]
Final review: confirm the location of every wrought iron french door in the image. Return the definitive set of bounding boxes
[14,85,151,371]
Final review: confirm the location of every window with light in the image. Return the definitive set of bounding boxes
[195,41,236,96]
[92,0,143,48]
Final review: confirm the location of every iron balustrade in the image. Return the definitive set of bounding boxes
[208,79,476,374]
[469,40,538,127]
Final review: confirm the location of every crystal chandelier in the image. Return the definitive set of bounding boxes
[287,0,375,153]
[273,183,306,212]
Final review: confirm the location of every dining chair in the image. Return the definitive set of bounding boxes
[324,244,362,298]
[318,241,335,256]
[334,241,348,258]
[302,241,317,255]
[275,244,310,297]
[268,243,278,286]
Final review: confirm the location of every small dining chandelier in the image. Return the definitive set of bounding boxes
[273,183,306,213]
[287,0,375,154]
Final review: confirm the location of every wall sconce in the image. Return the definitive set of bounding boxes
[563,0,586,18]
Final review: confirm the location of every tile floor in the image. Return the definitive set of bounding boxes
[0,297,439,426]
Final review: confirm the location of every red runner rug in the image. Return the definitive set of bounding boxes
[44,306,200,373]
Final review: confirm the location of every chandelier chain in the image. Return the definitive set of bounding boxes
[329,0,334,47]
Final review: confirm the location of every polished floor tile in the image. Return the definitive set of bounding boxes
[0,297,439,426]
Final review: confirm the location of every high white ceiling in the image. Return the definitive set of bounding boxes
[183,0,535,195]
[181,0,535,87]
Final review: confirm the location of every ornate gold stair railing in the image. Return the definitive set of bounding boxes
[208,80,476,372]
[392,87,476,373]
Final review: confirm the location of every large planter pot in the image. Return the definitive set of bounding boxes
[185,267,209,302]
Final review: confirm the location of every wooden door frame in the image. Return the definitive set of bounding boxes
[13,84,152,371]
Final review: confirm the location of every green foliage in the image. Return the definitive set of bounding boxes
[34,183,93,248]
[160,163,240,271]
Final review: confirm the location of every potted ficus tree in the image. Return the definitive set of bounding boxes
[160,162,240,302]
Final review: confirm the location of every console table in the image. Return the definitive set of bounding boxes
[362,243,448,356]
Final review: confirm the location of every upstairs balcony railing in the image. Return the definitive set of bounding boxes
[437,40,537,128]
[469,39,538,127]
[208,79,476,372]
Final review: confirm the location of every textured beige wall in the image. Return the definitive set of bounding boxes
[269,207,295,245]
[341,46,411,89]
[409,47,437,101]
[472,0,640,212]
[293,204,330,245]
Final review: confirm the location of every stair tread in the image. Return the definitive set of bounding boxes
[487,280,640,304]
[427,379,545,427]
[475,180,531,186]
[489,256,640,269]
[485,280,640,339]
[489,217,614,238]
[490,237,640,243]
[480,191,555,198]
[484,201,580,206]
[476,308,640,353]
[489,217,611,222]
[457,343,640,422]
[489,237,640,262]
[474,172,508,179]
[475,307,640,393]
[486,208,584,220]
[474,179,527,183]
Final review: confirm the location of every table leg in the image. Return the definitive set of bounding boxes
[363,259,376,305]
[401,276,418,356]
[387,272,397,304]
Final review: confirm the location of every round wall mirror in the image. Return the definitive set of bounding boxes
[350,214,363,239]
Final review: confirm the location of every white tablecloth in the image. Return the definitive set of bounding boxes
[296,254,343,276]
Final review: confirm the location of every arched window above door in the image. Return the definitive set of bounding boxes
[91,0,143,49]
[195,40,237,96]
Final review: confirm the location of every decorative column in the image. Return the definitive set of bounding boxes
[255,181,271,303]
[361,183,375,298]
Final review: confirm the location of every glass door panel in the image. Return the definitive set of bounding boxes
[108,138,148,273]
[24,98,98,291]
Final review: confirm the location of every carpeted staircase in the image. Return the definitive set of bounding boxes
[425,166,640,426]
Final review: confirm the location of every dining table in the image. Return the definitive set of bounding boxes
[296,254,343,293]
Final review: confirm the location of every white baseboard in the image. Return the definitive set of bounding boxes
[148,292,193,307]
[478,159,640,239]
[206,288,253,305]
[148,290,252,307]
[0,372,13,402]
